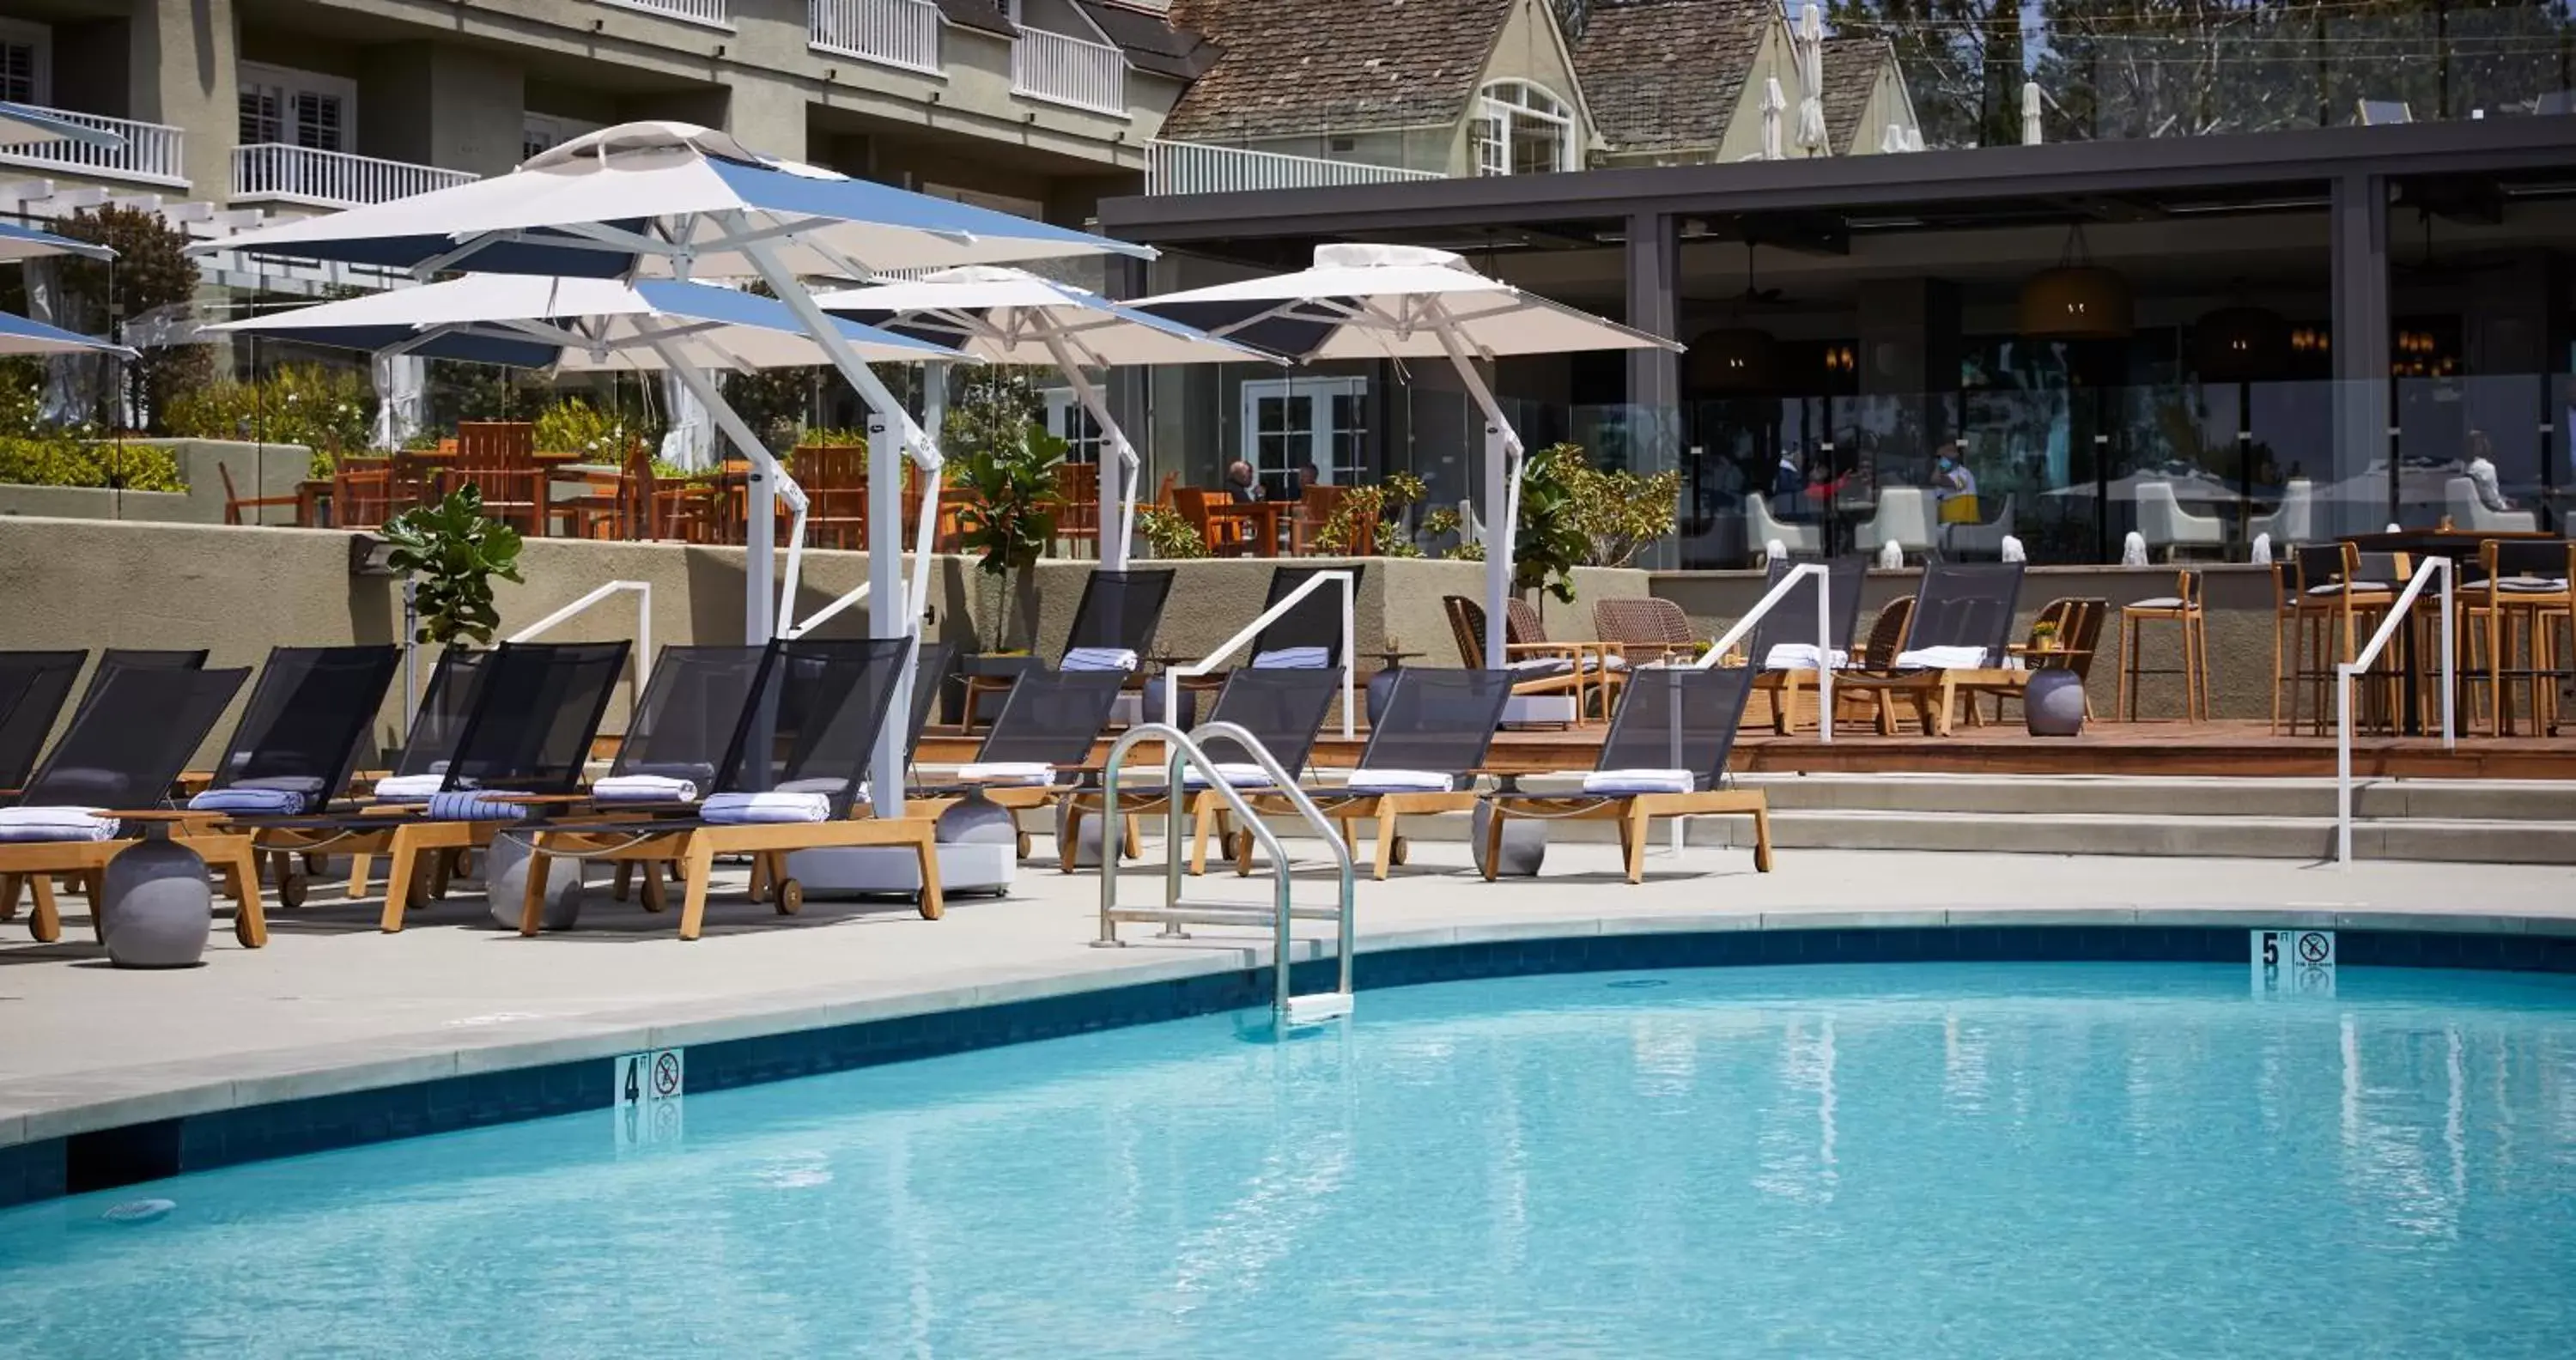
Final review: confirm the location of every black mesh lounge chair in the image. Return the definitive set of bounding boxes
[0,665,263,947]
[1746,556,1868,735]
[1480,666,1771,883]
[1219,666,1517,880]
[386,647,493,785]
[67,647,207,729]
[178,646,401,908]
[960,569,1176,725]
[1177,564,1369,700]
[222,641,631,932]
[915,667,1130,859]
[0,650,85,792]
[514,638,939,938]
[1061,665,1342,872]
[604,646,772,790]
[903,641,957,767]
[1833,562,2026,735]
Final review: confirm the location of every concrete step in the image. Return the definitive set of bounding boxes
[1722,774,2576,823]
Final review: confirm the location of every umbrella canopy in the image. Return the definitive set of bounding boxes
[0,221,112,263]
[0,101,125,149]
[1795,5,1829,154]
[814,264,1283,566]
[210,275,962,372]
[191,123,1150,281]
[0,310,136,360]
[1139,243,1679,665]
[1761,77,1788,161]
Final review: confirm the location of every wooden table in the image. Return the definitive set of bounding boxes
[1216,499,1292,557]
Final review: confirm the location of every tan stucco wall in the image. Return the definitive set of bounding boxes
[0,440,311,527]
[1462,0,1594,174]
[1713,25,1797,164]
[1844,64,1917,155]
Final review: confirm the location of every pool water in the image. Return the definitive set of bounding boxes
[5,962,2576,1357]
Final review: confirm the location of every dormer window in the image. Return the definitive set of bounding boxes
[1471,80,1573,176]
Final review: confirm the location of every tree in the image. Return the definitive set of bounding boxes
[57,205,210,433]
[1826,0,2026,147]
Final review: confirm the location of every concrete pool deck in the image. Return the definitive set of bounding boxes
[5,842,2576,1151]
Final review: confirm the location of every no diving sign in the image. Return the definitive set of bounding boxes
[2251,929,2336,999]
[612,1047,685,1151]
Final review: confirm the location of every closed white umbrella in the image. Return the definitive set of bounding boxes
[1138,244,1680,669]
[1795,4,1830,155]
[2023,81,2044,146]
[1761,78,1788,161]
[814,265,1283,568]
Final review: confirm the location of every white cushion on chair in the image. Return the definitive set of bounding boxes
[1341,768,1453,794]
[2308,581,2390,596]
[958,762,1055,786]
[2129,596,2191,610]
[2495,576,2570,593]
[1762,643,1850,671]
[702,791,831,825]
[591,774,699,804]
[1182,762,1274,789]
[0,805,114,842]
[1582,768,1695,796]
[1895,645,1990,670]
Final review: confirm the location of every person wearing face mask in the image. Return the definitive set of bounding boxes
[1934,441,1981,525]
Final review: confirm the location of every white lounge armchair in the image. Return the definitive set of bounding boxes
[1744,491,1821,557]
[2445,477,2537,533]
[1853,487,1938,562]
[1942,493,2017,559]
[2136,481,2226,562]
[2246,478,2313,546]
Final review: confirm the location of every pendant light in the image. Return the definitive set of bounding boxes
[2192,303,2288,382]
[1689,327,1776,392]
[2019,225,2133,340]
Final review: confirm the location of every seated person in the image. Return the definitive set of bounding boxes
[1934,443,1982,525]
[1222,459,1268,502]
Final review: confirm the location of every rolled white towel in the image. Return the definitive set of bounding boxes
[591,774,698,804]
[2001,535,2027,563]
[186,786,307,815]
[1877,540,1905,569]
[1581,768,1696,796]
[1761,643,1850,671]
[0,805,114,842]
[1182,762,1275,789]
[2121,532,2148,567]
[1765,537,1789,562]
[426,790,531,822]
[1252,647,1330,670]
[958,762,1055,786]
[370,774,446,802]
[1342,768,1454,794]
[1060,647,1137,672]
[1896,645,1990,670]
[702,790,831,825]
[2250,532,2273,566]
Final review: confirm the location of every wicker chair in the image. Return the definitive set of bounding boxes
[1593,598,1698,665]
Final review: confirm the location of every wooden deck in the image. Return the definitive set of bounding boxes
[917,719,2576,781]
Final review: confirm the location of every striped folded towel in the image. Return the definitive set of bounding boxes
[1341,768,1454,794]
[1894,645,1989,670]
[0,805,115,843]
[958,762,1055,786]
[1182,762,1275,789]
[1762,643,1850,671]
[186,786,308,816]
[590,774,698,804]
[702,791,831,825]
[370,774,446,802]
[1252,647,1330,670]
[424,790,531,822]
[1060,647,1138,672]
[1581,768,1696,796]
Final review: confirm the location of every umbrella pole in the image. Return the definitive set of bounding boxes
[652,343,807,641]
[1431,319,1522,671]
[1041,333,1131,568]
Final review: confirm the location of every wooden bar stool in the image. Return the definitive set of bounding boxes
[2118,570,2210,722]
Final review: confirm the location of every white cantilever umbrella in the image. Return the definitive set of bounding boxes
[1138,243,1680,669]
[0,220,131,357]
[208,275,969,625]
[191,122,1154,819]
[813,265,1284,568]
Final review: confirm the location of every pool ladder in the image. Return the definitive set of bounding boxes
[1094,722,1357,1026]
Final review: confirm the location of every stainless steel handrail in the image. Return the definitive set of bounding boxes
[1097,720,1357,1020]
[1160,570,1356,738]
[1692,561,1834,744]
[2336,555,2454,865]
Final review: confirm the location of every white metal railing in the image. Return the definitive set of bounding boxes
[0,108,186,187]
[1013,27,1126,116]
[786,582,869,640]
[230,144,477,209]
[1696,562,1836,745]
[598,0,731,27]
[807,0,940,71]
[1097,720,1356,1025]
[1144,139,1447,197]
[2336,556,2454,865]
[507,580,654,718]
[1160,570,1356,738]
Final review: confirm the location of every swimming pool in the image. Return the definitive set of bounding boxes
[4,960,2574,1357]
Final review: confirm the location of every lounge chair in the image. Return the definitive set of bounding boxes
[67,647,205,730]
[220,641,631,932]
[295,645,490,897]
[0,665,264,946]
[917,667,1131,855]
[1742,556,1867,734]
[1443,595,1619,726]
[174,645,402,905]
[1220,666,1517,880]
[1832,562,2026,735]
[513,637,939,938]
[1061,665,1341,871]
[0,649,86,792]
[1173,563,1366,692]
[961,568,1176,726]
[1479,665,1772,883]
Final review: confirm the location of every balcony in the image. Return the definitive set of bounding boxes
[809,0,940,73]
[596,0,730,28]
[229,144,477,210]
[1145,141,1446,197]
[0,107,188,189]
[1012,27,1125,117]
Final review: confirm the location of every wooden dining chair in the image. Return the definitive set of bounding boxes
[217,462,301,526]
[446,421,546,535]
[1055,462,1100,557]
[2464,538,2574,737]
[796,443,870,549]
[329,455,416,531]
[1172,488,1253,556]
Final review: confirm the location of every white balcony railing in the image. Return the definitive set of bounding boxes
[1145,140,1447,196]
[808,0,940,72]
[0,107,188,188]
[598,0,730,27]
[229,144,478,210]
[1012,27,1126,116]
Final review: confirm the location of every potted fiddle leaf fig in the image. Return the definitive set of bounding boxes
[380,485,526,647]
[951,418,1067,653]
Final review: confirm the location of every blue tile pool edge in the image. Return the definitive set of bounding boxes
[9,920,2576,1211]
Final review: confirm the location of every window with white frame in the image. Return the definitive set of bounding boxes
[238,64,355,153]
[0,19,50,106]
[522,113,603,164]
[1042,388,1105,465]
[1241,376,1366,496]
[1469,80,1573,177]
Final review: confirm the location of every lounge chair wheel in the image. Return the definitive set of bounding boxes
[1224,829,1251,861]
[775,877,804,916]
[1389,835,1410,866]
[277,871,306,910]
[426,854,451,901]
[302,851,325,875]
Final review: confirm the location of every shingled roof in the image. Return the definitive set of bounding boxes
[1163,0,1516,142]
[1820,35,1892,154]
[1571,0,1776,156]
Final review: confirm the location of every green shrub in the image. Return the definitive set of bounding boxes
[0,429,185,491]
[163,364,375,477]
[532,397,653,459]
